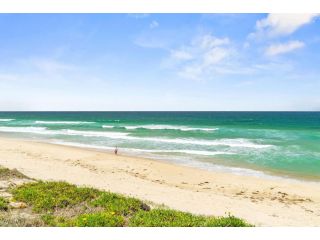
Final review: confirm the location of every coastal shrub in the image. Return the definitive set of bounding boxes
[129,209,206,227]
[10,181,252,227]
[41,214,57,226]
[11,181,100,212]
[0,197,9,211]
[41,212,125,227]
[90,192,147,216]
[72,212,125,227]
[129,209,251,227]
[203,215,252,227]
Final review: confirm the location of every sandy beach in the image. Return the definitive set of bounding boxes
[0,136,319,226]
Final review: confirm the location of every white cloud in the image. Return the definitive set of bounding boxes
[149,20,159,29]
[167,34,232,80]
[251,13,320,38]
[203,47,229,66]
[193,34,230,48]
[265,40,305,56]
[170,49,193,61]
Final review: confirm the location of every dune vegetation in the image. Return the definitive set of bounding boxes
[0,166,251,227]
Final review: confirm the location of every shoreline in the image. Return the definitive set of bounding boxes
[0,136,319,226]
[49,139,320,184]
[2,133,319,184]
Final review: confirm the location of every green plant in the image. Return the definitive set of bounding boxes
[10,181,252,227]
[11,181,100,213]
[129,209,206,227]
[73,212,125,227]
[129,209,251,227]
[203,214,252,227]
[90,192,147,216]
[0,197,9,211]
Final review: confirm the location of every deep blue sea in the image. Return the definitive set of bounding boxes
[0,112,319,180]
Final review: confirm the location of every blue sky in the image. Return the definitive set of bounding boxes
[0,13,319,111]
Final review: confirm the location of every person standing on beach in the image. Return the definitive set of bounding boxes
[114,146,118,155]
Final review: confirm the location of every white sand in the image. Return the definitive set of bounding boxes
[0,137,319,226]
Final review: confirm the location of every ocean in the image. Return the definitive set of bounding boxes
[0,112,319,181]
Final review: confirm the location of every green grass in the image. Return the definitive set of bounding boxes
[11,181,100,213]
[10,181,252,227]
[0,197,9,211]
[41,212,125,227]
[72,212,125,227]
[129,209,205,227]
[90,192,147,216]
[129,209,251,227]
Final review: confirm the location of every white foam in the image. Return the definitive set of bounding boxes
[48,141,316,183]
[128,136,272,149]
[0,126,127,138]
[124,124,218,131]
[34,121,95,125]
[0,126,51,134]
[0,126,272,149]
[102,125,114,129]
[128,149,234,156]
[50,141,233,156]
[167,150,235,156]
[0,119,14,122]
[59,129,128,138]
[52,133,271,149]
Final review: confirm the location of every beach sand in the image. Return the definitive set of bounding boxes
[0,136,319,226]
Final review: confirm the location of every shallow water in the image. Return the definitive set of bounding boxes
[0,111,319,180]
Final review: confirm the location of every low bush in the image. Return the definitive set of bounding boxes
[11,181,100,213]
[11,181,252,227]
[0,197,9,211]
[129,209,251,227]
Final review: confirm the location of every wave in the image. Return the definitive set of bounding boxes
[34,121,95,125]
[102,125,114,129]
[50,141,233,156]
[59,129,128,138]
[0,119,14,122]
[0,126,127,138]
[0,126,272,149]
[0,126,50,134]
[109,124,218,132]
[50,141,309,182]
[126,136,272,149]
[166,150,235,156]
[63,131,272,149]
[128,149,234,156]
[56,128,269,149]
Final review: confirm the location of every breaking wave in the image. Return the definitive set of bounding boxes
[0,126,272,149]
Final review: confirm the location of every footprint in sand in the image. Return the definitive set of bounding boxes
[236,191,245,195]
[198,181,209,186]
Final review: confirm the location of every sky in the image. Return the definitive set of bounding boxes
[0,13,319,111]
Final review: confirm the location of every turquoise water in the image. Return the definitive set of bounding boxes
[0,112,319,180]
